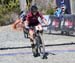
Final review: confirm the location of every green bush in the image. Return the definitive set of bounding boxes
[0,0,20,26]
[0,14,10,26]
[46,8,54,15]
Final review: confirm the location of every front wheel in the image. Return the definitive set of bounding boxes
[32,36,42,57]
[35,35,47,59]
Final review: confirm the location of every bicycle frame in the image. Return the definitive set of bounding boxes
[31,27,47,59]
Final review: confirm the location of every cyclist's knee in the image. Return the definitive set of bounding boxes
[29,30,34,36]
[29,30,34,41]
[39,28,43,31]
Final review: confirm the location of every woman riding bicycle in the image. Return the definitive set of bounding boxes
[13,11,26,29]
[24,5,48,57]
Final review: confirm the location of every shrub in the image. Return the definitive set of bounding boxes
[46,8,54,15]
[0,0,20,26]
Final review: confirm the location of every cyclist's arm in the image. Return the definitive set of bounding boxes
[39,12,48,25]
[19,18,23,23]
[42,18,48,25]
[24,14,30,29]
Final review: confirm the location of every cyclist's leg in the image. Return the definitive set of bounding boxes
[29,29,39,57]
[29,29,34,48]
[29,29,34,42]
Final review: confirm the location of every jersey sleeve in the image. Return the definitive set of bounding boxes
[38,12,44,19]
[26,12,32,21]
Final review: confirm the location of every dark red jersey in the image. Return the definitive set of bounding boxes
[26,11,44,26]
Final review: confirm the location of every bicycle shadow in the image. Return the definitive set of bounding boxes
[43,52,55,59]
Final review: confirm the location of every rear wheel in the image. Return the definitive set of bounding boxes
[23,27,29,38]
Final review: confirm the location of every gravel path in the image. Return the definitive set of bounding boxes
[0,25,75,63]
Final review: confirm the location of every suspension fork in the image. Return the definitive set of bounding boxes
[40,33,45,54]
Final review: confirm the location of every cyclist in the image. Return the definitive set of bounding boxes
[24,5,48,57]
[54,6,62,17]
[13,11,26,29]
[54,2,66,17]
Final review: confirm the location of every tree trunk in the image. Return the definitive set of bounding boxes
[19,0,27,13]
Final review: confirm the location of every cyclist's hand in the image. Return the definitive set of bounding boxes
[44,21,49,26]
[42,18,48,26]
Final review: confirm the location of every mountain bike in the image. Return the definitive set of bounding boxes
[29,26,48,59]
